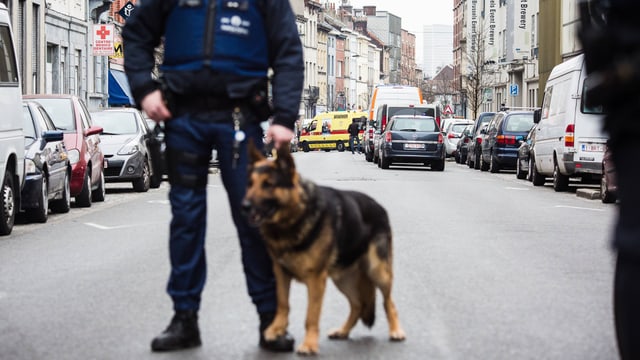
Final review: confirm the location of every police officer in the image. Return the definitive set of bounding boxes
[122,0,303,353]
[579,1,640,358]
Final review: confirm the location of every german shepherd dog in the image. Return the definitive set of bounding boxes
[242,143,406,355]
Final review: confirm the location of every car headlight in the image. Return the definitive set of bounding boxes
[118,143,140,155]
[24,159,38,174]
[67,149,80,165]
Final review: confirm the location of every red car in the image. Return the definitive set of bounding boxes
[23,94,105,207]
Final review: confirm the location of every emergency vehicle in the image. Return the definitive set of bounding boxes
[299,111,367,152]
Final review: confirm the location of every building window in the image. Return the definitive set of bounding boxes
[60,46,67,93]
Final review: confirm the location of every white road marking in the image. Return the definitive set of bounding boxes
[554,205,605,212]
[84,222,144,230]
[505,187,529,191]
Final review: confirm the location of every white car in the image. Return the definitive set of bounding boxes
[443,119,475,157]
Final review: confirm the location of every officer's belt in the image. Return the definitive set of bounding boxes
[173,93,241,112]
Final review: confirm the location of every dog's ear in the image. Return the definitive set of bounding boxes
[275,143,296,177]
[247,140,265,165]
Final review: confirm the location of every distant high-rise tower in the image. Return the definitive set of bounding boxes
[422,24,453,79]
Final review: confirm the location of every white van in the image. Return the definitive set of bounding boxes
[364,85,423,162]
[0,3,24,235]
[531,53,607,191]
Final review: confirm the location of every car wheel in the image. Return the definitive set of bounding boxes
[432,159,445,171]
[75,169,92,208]
[480,154,489,171]
[302,142,310,153]
[372,150,379,164]
[489,154,500,173]
[601,168,616,203]
[380,153,390,169]
[50,171,71,214]
[365,148,373,162]
[0,170,16,236]
[552,161,569,192]
[150,156,162,189]
[92,171,106,202]
[133,160,151,192]
[336,141,345,152]
[516,158,527,179]
[26,176,48,223]
[530,156,545,186]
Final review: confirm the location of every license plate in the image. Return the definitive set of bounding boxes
[404,143,425,150]
[581,143,604,152]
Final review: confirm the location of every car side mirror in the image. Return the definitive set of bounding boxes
[533,108,541,124]
[85,125,103,137]
[480,128,487,134]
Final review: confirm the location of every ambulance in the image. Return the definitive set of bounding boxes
[299,111,367,152]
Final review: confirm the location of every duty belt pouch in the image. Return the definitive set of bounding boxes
[227,77,272,122]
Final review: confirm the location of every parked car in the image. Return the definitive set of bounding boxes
[23,94,105,207]
[455,124,474,164]
[480,110,535,173]
[532,54,607,191]
[378,115,445,171]
[91,108,162,192]
[145,117,168,178]
[0,5,25,235]
[601,140,617,203]
[20,101,71,223]
[443,119,475,158]
[466,112,496,169]
[515,123,538,180]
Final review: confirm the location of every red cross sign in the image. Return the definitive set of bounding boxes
[95,25,111,40]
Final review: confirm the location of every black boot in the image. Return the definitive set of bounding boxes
[258,312,295,352]
[151,310,202,352]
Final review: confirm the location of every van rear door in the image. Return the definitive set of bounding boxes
[573,75,607,173]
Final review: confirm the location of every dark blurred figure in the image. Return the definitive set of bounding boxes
[579,1,640,359]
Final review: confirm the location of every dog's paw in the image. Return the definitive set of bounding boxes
[296,342,319,355]
[389,328,406,342]
[327,328,349,340]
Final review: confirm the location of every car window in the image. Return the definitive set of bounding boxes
[22,105,37,138]
[91,112,139,134]
[391,117,436,132]
[78,99,92,130]
[504,114,534,132]
[33,98,76,131]
[449,123,469,133]
[38,107,57,131]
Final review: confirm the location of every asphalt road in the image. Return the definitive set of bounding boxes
[0,152,619,360]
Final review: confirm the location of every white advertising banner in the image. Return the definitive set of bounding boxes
[93,24,115,56]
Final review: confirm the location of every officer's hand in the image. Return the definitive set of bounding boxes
[266,124,294,149]
[141,90,172,122]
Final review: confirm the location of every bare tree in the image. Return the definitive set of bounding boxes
[463,25,495,120]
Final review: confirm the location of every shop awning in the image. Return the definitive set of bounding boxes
[108,69,135,106]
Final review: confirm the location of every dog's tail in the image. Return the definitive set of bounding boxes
[359,275,376,328]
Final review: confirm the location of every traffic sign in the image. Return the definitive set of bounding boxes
[118,1,135,20]
[443,104,453,115]
[510,83,519,96]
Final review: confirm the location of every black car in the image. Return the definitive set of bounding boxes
[21,101,71,222]
[515,123,538,180]
[378,115,445,171]
[455,124,474,164]
[466,112,496,169]
[91,108,163,192]
[480,110,535,173]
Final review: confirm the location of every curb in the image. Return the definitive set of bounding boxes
[576,188,600,200]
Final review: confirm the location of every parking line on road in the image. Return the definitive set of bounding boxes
[505,187,529,191]
[554,205,605,212]
[84,222,147,230]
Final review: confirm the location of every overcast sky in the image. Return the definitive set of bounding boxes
[341,0,454,64]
